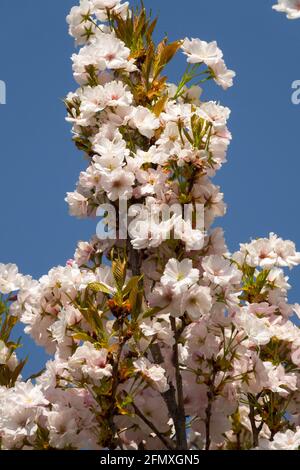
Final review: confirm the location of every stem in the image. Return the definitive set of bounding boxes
[132,403,174,450]
[205,393,213,450]
[170,317,188,450]
[88,16,103,32]
[107,325,125,449]
[248,397,263,448]
[204,370,216,451]
[150,343,179,430]
[236,431,241,450]
[128,240,141,276]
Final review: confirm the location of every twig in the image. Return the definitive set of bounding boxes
[236,431,241,450]
[132,403,174,450]
[205,391,213,450]
[170,317,188,450]
[128,240,142,276]
[204,368,216,451]
[107,327,125,449]
[248,396,263,448]
[150,343,179,427]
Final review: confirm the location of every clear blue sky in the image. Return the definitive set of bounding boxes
[0,0,299,375]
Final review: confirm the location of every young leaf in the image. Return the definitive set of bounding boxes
[88,282,112,295]
[152,94,168,116]
[122,276,143,298]
[142,306,162,319]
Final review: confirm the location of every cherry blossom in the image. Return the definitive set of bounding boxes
[273,0,300,19]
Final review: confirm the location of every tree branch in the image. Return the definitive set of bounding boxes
[127,240,142,276]
[132,403,174,450]
[205,390,213,450]
[170,317,188,450]
[150,343,179,429]
[204,368,216,451]
[107,326,125,449]
[248,395,262,448]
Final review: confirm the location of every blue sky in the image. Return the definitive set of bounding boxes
[0,0,299,375]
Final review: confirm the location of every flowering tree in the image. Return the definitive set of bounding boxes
[1,0,300,451]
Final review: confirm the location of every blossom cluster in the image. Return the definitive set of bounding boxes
[273,0,300,19]
[0,0,300,452]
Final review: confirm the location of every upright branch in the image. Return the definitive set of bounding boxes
[204,369,217,451]
[248,396,263,448]
[170,317,188,450]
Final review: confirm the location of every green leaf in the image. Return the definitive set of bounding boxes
[0,364,12,387]
[10,358,28,386]
[0,301,7,315]
[129,281,144,321]
[72,331,96,343]
[122,276,142,298]
[26,368,46,382]
[153,39,181,79]
[129,285,139,314]
[88,282,112,295]
[0,314,18,342]
[256,270,270,290]
[112,258,127,292]
[152,94,168,117]
[142,306,162,319]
